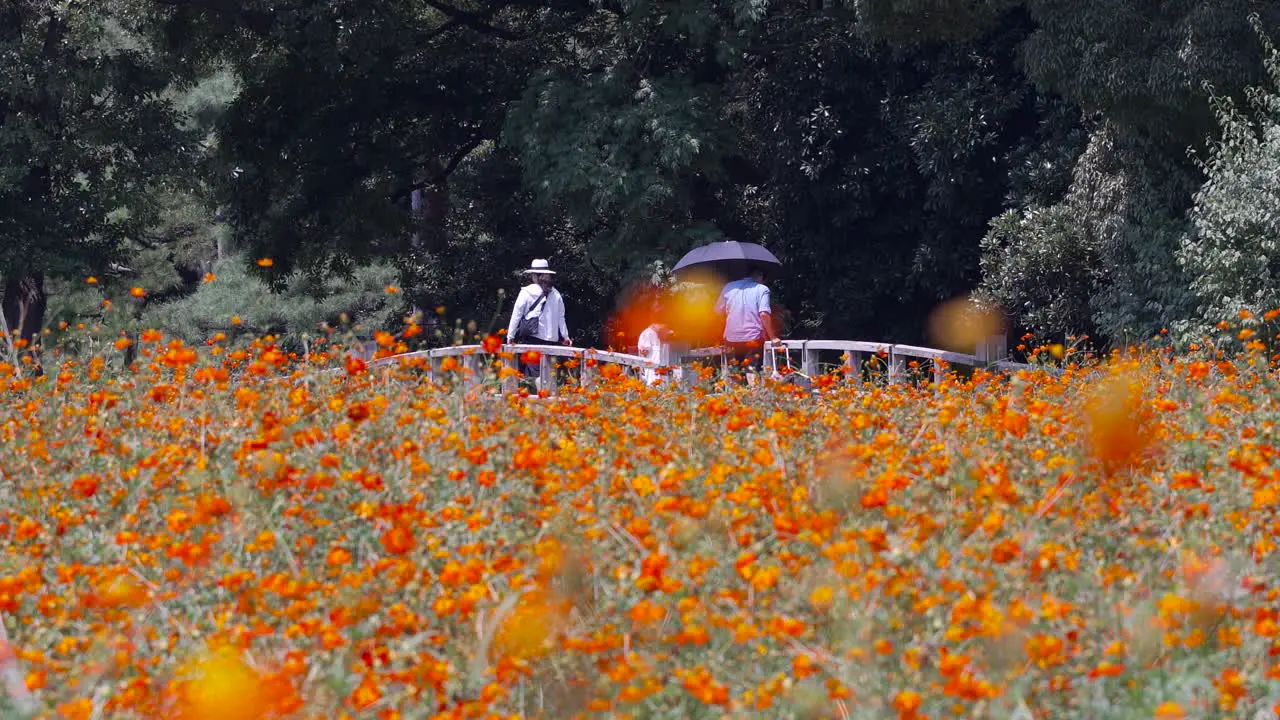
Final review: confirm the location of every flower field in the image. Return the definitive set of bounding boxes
[1,335,1279,720]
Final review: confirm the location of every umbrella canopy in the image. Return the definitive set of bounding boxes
[672,241,781,276]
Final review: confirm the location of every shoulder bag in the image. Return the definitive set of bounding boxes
[515,290,550,342]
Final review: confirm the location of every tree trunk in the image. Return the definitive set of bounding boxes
[2,273,47,372]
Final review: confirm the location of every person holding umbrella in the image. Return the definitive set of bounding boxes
[715,264,778,385]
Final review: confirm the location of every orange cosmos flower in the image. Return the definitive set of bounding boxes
[892,689,923,719]
[95,574,150,609]
[491,591,563,662]
[345,355,367,376]
[348,674,382,710]
[628,599,667,626]
[809,585,835,612]
[1084,373,1154,472]
[380,525,415,555]
[173,647,287,720]
[256,258,274,268]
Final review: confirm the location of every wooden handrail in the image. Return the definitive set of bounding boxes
[370,344,659,370]
[347,333,1055,394]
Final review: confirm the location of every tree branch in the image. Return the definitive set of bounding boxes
[420,0,523,40]
[425,17,463,40]
[149,0,275,38]
[390,137,487,202]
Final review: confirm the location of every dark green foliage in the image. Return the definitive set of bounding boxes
[141,253,402,345]
[1176,23,1280,340]
[0,1,192,341]
[7,0,1280,350]
[1020,0,1280,147]
[977,2,1280,344]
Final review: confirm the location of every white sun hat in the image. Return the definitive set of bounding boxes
[522,258,556,275]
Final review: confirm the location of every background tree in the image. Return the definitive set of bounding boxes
[0,1,191,351]
[9,0,1280,352]
[1175,24,1280,342]
[978,0,1280,343]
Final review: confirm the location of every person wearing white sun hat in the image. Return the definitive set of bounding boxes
[506,259,572,346]
[507,259,572,388]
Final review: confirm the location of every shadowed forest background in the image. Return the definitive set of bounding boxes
[4,0,1280,354]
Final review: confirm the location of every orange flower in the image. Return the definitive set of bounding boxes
[345,355,367,376]
[629,599,666,626]
[69,474,99,498]
[95,574,149,609]
[810,585,835,612]
[129,286,145,297]
[256,258,274,268]
[1084,373,1154,471]
[173,647,286,720]
[491,591,563,661]
[24,670,45,691]
[1153,702,1184,719]
[348,674,382,710]
[892,689,923,719]
[380,525,415,556]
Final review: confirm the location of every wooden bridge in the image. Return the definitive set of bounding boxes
[361,334,1046,394]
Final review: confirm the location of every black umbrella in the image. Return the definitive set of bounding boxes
[671,240,782,279]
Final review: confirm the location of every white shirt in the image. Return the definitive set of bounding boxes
[506,283,569,343]
[715,278,772,342]
[637,325,682,386]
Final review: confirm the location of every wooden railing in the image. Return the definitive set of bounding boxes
[361,334,1049,394]
[366,344,652,393]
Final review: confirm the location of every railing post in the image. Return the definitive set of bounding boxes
[463,353,479,389]
[887,346,905,385]
[801,341,817,377]
[580,351,594,389]
[932,358,946,384]
[501,353,518,395]
[844,351,863,382]
[428,353,441,385]
[539,353,554,395]
[975,334,1008,366]
[657,341,674,386]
